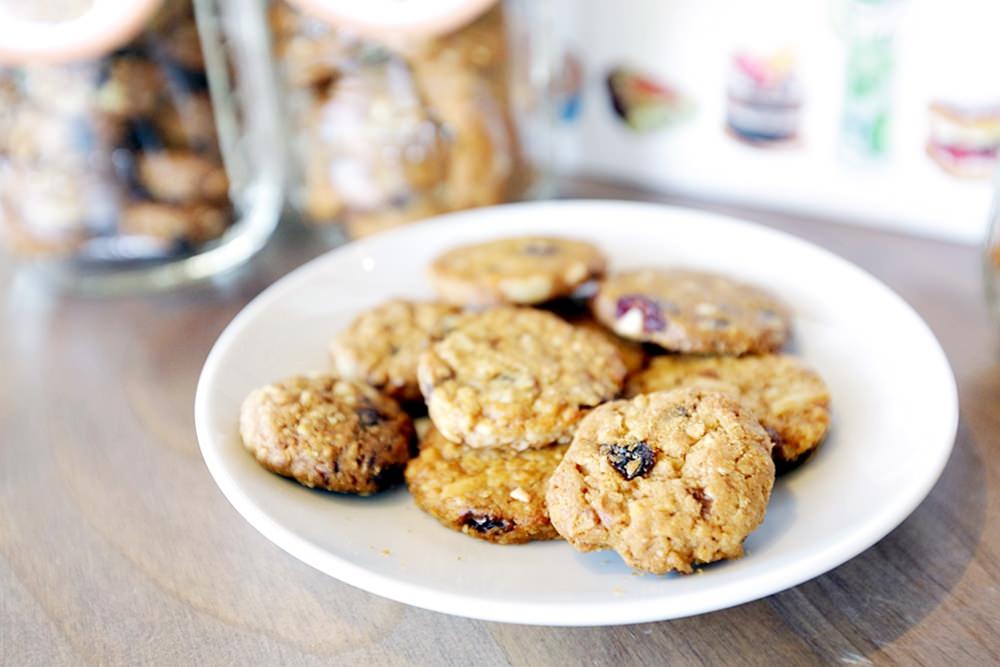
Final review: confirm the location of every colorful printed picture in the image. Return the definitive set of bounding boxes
[725,50,802,147]
[926,100,1000,180]
[570,0,996,241]
[606,66,693,133]
[555,50,584,122]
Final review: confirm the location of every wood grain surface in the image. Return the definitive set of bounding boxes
[2,180,998,666]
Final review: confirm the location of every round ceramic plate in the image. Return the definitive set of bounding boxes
[195,200,958,626]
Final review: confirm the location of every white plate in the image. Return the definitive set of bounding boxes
[195,200,958,626]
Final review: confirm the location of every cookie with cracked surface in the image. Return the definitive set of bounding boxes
[330,299,465,402]
[418,307,627,449]
[592,269,791,355]
[239,374,415,494]
[627,354,830,469]
[546,388,775,574]
[405,425,567,544]
[429,236,607,306]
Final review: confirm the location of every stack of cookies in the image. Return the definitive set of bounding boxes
[239,235,831,574]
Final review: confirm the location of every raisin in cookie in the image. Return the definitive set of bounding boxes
[405,425,567,544]
[239,374,414,494]
[330,299,465,402]
[627,355,830,469]
[418,307,627,449]
[429,236,606,306]
[592,269,790,355]
[546,388,775,574]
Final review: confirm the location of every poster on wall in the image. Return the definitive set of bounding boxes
[557,0,998,243]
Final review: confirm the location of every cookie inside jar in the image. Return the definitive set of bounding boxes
[0,0,234,262]
[271,0,541,239]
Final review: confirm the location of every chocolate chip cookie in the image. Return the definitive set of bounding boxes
[592,269,791,355]
[546,388,775,574]
[405,425,567,544]
[627,354,830,469]
[330,299,465,402]
[418,307,627,449]
[429,236,607,306]
[239,374,415,494]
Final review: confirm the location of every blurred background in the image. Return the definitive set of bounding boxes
[0,0,998,292]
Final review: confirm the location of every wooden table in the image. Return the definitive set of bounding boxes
[2,182,998,666]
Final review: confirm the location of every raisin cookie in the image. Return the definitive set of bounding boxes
[330,299,465,402]
[239,374,414,494]
[418,307,627,449]
[627,355,830,469]
[405,425,567,544]
[592,269,791,355]
[429,236,607,306]
[546,388,775,574]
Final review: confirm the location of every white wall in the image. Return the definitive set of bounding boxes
[566,0,997,243]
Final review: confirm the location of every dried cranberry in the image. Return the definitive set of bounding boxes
[373,464,404,490]
[602,441,656,480]
[461,513,515,534]
[690,486,713,519]
[357,407,383,427]
[615,294,667,332]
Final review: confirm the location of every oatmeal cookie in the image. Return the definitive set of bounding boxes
[418,307,627,449]
[546,388,775,574]
[405,426,567,544]
[330,299,465,402]
[239,374,414,494]
[429,236,607,306]
[567,314,647,376]
[592,269,791,355]
[627,354,830,468]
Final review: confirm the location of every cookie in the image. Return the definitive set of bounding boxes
[546,388,775,574]
[627,354,830,469]
[137,151,229,204]
[429,236,607,306]
[239,374,415,494]
[418,307,627,449]
[330,299,465,402]
[592,269,791,355]
[569,314,647,376]
[405,425,567,544]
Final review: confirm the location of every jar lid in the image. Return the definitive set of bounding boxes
[0,0,162,65]
[287,0,498,38]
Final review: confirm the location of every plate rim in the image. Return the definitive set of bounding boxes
[194,199,959,626]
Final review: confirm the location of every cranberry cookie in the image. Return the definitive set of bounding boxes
[627,354,830,469]
[418,307,627,449]
[546,388,775,574]
[429,236,606,306]
[405,425,567,544]
[330,299,465,402]
[240,374,414,494]
[592,269,790,355]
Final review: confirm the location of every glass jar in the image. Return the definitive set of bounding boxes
[0,0,283,292]
[269,0,559,239]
